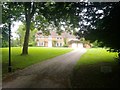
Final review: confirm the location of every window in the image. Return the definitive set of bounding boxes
[60,37,62,39]
[60,43,62,46]
[56,37,59,39]
[56,43,59,46]
[39,42,44,46]
[56,42,62,47]
[41,42,43,46]
[56,37,62,39]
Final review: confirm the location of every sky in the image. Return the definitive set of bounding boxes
[11,21,22,39]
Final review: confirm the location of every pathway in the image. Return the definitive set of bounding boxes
[3,48,86,88]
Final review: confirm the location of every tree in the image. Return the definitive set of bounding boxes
[2,2,43,54]
[21,2,37,55]
[82,2,120,60]
[2,2,95,55]
[2,2,23,72]
[16,24,25,47]
[29,28,38,46]
[11,38,19,47]
[2,2,24,47]
[85,3,120,48]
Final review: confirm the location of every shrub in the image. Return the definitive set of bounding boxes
[2,40,8,47]
[28,43,33,47]
[92,40,103,48]
[63,44,68,47]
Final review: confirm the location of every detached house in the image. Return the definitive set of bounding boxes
[35,31,83,48]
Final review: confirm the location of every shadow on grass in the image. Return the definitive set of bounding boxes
[70,62,120,88]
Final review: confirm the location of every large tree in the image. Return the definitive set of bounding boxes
[2,2,81,55]
[75,2,120,60]
[81,2,120,59]
[4,2,112,55]
[2,2,24,47]
[22,2,37,55]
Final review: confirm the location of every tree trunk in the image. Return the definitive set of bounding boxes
[22,3,31,55]
[22,18,31,55]
[21,2,36,55]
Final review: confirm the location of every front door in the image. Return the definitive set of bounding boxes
[48,36,52,47]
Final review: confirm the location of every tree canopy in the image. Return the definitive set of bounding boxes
[84,2,120,52]
[2,2,82,54]
[2,1,120,55]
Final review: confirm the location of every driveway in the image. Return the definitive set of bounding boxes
[3,48,86,88]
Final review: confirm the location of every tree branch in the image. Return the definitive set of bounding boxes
[30,2,36,18]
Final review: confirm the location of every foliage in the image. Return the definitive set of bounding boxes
[29,28,38,46]
[11,38,20,47]
[2,2,88,55]
[63,44,69,47]
[3,2,118,55]
[64,38,67,45]
[63,38,68,47]
[1,2,73,54]
[14,24,37,47]
[79,38,90,45]
[2,2,24,47]
[92,40,103,48]
[2,40,8,47]
[52,40,57,47]
[2,26,9,47]
[83,2,120,51]
[15,24,25,46]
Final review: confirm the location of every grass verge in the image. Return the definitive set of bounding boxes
[2,47,73,76]
[71,48,119,88]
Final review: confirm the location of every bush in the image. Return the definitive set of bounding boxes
[28,43,33,47]
[2,40,8,47]
[32,42,37,46]
[92,40,103,48]
[63,44,68,47]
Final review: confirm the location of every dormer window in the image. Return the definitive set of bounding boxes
[56,37,62,39]
[37,31,42,35]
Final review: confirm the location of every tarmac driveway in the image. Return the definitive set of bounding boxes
[3,48,86,88]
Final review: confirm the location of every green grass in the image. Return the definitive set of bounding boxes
[76,48,118,67]
[2,47,73,76]
[71,48,119,88]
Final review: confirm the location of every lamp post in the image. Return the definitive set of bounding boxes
[8,22,12,72]
[8,4,12,72]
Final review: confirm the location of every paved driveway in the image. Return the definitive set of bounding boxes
[3,48,86,88]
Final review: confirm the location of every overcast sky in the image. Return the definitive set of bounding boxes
[11,21,22,39]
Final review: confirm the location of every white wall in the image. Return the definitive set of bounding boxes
[72,43,77,48]
[72,43,83,48]
[48,36,52,47]
[37,42,40,46]
[48,41,52,47]
[78,43,83,48]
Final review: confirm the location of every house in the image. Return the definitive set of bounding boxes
[35,31,83,48]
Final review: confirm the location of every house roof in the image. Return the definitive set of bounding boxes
[50,31,76,38]
[50,31,58,36]
[36,31,76,38]
[61,31,76,38]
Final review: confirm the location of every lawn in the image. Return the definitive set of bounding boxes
[2,47,73,76]
[71,48,119,88]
